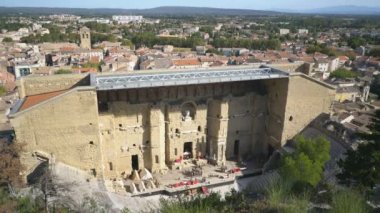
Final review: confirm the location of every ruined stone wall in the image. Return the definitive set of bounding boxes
[263,78,289,148]
[280,74,335,145]
[10,72,336,181]
[10,88,102,178]
[18,74,90,98]
[166,102,208,165]
[97,81,270,176]
[98,102,151,179]
[226,94,255,160]
[207,99,228,165]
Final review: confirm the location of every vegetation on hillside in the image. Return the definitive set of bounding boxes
[0,86,7,96]
[20,24,79,44]
[0,19,28,31]
[0,140,24,191]
[281,135,330,187]
[330,68,358,79]
[54,69,72,74]
[368,48,380,57]
[306,43,337,56]
[2,37,13,42]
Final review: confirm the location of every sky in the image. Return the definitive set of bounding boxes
[1,0,380,11]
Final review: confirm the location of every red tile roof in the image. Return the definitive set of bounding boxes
[339,56,349,61]
[19,90,68,111]
[172,58,201,66]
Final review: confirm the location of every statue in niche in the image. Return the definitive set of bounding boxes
[181,102,196,121]
[183,110,192,121]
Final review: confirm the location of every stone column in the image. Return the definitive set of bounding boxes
[149,104,167,173]
[207,99,229,165]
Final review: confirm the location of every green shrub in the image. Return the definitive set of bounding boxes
[331,189,369,213]
[0,86,6,96]
[264,179,310,213]
[330,68,358,79]
[159,190,251,213]
[281,135,330,187]
[55,69,72,74]
[2,37,13,42]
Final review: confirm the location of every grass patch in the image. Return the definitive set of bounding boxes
[331,189,369,213]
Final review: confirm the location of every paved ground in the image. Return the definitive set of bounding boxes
[50,127,346,212]
[52,160,267,212]
[155,158,263,189]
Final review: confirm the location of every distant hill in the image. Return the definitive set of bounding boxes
[0,6,282,16]
[0,6,379,17]
[300,5,380,15]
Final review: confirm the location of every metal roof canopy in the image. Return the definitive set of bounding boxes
[95,67,289,91]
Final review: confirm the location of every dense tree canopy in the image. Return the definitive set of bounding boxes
[84,22,111,33]
[0,19,28,31]
[306,43,337,57]
[131,32,204,49]
[91,32,117,44]
[330,68,358,79]
[211,38,281,50]
[281,135,330,187]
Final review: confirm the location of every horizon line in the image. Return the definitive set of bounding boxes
[0,4,378,11]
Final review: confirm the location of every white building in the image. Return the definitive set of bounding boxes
[314,58,330,79]
[328,57,340,72]
[32,23,42,31]
[76,49,104,62]
[112,16,144,24]
[14,62,41,78]
[279,29,290,35]
[298,29,309,34]
[96,19,111,24]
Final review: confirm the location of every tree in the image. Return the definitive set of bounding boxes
[348,37,366,49]
[368,48,380,57]
[281,135,330,187]
[330,68,358,79]
[84,22,111,33]
[371,75,380,98]
[2,37,13,42]
[31,163,76,213]
[0,86,6,96]
[337,110,380,190]
[120,39,133,47]
[54,69,72,75]
[0,140,25,193]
